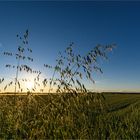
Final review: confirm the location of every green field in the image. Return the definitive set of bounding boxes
[0,93,140,139]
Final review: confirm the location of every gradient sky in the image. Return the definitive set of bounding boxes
[0,1,140,92]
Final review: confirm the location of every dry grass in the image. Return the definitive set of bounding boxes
[0,93,139,139]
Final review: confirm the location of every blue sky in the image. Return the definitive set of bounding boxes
[0,1,140,92]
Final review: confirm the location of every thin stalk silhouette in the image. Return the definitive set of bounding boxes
[14,51,21,93]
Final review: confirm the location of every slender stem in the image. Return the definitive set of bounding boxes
[15,52,21,93]
[68,66,79,85]
[60,64,80,93]
[48,68,56,93]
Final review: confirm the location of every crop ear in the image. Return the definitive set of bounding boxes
[2,30,41,93]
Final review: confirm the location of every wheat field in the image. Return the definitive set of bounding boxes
[0,92,139,139]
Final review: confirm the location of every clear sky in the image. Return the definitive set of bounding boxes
[0,1,140,92]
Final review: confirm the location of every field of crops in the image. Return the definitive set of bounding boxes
[0,93,140,139]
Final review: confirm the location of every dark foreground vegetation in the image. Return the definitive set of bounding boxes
[0,93,140,139]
